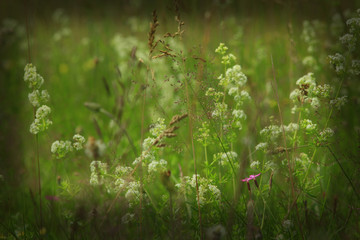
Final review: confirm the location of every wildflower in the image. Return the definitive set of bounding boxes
[314,84,333,98]
[346,17,360,34]
[255,142,268,152]
[216,151,238,166]
[115,165,133,176]
[30,105,53,134]
[330,96,347,110]
[329,53,345,74]
[318,128,335,143]
[242,173,261,191]
[351,60,360,75]
[250,161,260,169]
[212,102,228,118]
[28,90,50,107]
[24,63,44,90]
[300,119,317,133]
[221,53,236,65]
[149,118,166,137]
[125,181,140,204]
[148,159,167,173]
[89,161,107,185]
[340,33,356,52]
[232,109,246,120]
[72,134,85,150]
[296,72,316,91]
[215,43,228,55]
[51,140,73,159]
[242,173,261,183]
[208,184,221,200]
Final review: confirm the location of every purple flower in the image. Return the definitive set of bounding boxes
[242,173,261,192]
[242,173,261,182]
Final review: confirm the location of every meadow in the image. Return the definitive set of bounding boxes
[1,0,360,239]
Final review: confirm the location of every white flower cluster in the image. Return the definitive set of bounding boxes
[313,84,334,98]
[295,153,311,170]
[28,89,50,107]
[213,44,251,130]
[24,64,52,135]
[72,134,86,150]
[351,60,360,75]
[132,118,168,175]
[290,73,337,114]
[211,102,228,119]
[219,65,247,89]
[319,128,335,142]
[259,123,299,142]
[149,118,166,137]
[347,16,360,34]
[329,10,360,77]
[24,64,44,90]
[256,123,299,153]
[340,33,356,52]
[300,119,317,133]
[330,96,347,110]
[215,42,236,65]
[250,160,260,169]
[176,174,221,205]
[51,134,85,159]
[29,105,53,134]
[205,88,224,102]
[90,161,108,186]
[125,181,141,207]
[255,142,268,152]
[213,151,238,166]
[115,165,133,176]
[148,159,167,174]
[51,140,72,159]
[329,53,345,74]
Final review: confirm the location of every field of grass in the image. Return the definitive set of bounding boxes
[1,0,360,239]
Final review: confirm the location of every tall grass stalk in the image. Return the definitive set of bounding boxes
[183,60,203,239]
[25,6,43,235]
[270,55,304,240]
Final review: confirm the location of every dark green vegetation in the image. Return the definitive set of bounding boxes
[1,1,360,239]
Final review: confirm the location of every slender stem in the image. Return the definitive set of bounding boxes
[204,145,208,178]
[184,58,203,240]
[270,55,304,240]
[36,130,43,235]
[327,146,359,200]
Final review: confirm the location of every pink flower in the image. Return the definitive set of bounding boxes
[242,173,261,182]
[242,173,261,192]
